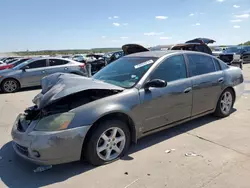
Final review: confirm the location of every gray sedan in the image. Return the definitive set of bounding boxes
[0,57,87,93]
[11,51,244,166]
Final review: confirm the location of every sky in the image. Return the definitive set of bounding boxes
[0,0,249,52]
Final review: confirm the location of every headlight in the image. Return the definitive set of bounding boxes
[34,112,75,131]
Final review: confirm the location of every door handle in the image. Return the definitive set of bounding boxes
[183,87,192,93]
[64,67,68,70]
[218,77,224,83]
[41,70,46,74]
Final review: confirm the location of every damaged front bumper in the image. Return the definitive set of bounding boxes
[11,113,91,165]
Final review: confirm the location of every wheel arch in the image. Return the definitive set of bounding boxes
[0,77,21,88]
[81,111,137,158]
[222,86,236,103]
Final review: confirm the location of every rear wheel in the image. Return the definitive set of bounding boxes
[214,88,234,117]
[85,119,131,166]
[1,79,20,93]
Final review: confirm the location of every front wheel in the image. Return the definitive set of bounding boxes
[1,79,20,93]
[214,88,235,117]
[85,119,131,166]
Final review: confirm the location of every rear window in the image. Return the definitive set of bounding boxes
[171,45,194,51]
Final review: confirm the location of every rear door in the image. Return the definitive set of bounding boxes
[20,59,48,87]
[138,55,193,133]
[47,59,70,75]
[186,54,224,116]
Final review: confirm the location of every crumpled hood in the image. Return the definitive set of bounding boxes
[33,73,124,109]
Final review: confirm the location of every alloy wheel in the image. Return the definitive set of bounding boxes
[96,127,126,161]
[3,80,18,93]
[220,91,233,115]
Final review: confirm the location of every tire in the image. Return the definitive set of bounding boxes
[214,88,235,117]
[1,78,20,93]
[85,119,131,166]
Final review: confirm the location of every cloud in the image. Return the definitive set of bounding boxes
[160,37,172,40]
[101,36,106,39]
[113,23,120,26]
[120,37,128,39]
[108,16,119,20]
[122,23,128,26]
[144,32,164,36]
[192,23,201,26]
[230,19,242,22]
[235,13,249,18]
[233,5,240,8]
[189,13,194,16]
[155,16,168,20]
[216,0,225,2]
[233,25,240,28]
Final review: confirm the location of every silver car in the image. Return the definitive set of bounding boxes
[0,57,87,93]
[11,51,244,166]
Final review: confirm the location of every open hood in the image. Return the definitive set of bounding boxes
[33,73,124,109]
[122,44,149,55]
[185,38,216,44]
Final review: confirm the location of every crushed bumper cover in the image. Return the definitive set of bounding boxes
[11,114,90,165]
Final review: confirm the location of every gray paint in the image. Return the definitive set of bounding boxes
[0,57,87,89]
[11,51,244,165]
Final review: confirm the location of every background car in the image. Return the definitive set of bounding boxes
[11,50,243,166]
[0,57,87,93]
[0,58,31,71]
[171,38,215,55]
[85,54,106,75]
[219,46,244,64]
[242,46,250,64]
[72,54,87,62]
[1,57,20,64]
[103,50,124,64]
[212,47,224,57]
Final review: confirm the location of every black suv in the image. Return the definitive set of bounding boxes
[170,38,215,55]
[219,46,250,64]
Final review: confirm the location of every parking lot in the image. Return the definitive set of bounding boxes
[0,64,249,188]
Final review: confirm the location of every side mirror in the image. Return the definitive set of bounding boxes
[144,79,167,90]
[21,66,29,71]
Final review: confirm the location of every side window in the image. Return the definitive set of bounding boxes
[49,59,69,66]
[187,54,215,76]
[213,58,221,71]
[27,60,47,69]
[150,55,187,82]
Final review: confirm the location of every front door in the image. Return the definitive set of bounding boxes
[138,54,193,133]
[186,54,224,116]
[20,59,48,87]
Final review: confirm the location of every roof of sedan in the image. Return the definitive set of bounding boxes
[125,50,181,58]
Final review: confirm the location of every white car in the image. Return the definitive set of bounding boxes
[212,47,223,57]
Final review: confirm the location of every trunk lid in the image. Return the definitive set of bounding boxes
[122,44,149,55]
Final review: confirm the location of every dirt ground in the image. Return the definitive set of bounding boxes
[1,65,250,188]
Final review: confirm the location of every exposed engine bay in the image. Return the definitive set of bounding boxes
[24,89,121,121]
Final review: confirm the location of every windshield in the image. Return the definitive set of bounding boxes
[243,46,250,52]
[12,59,34,70]
[93,57,158,88]
[10,58,30,67]
[224,47,242,53]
